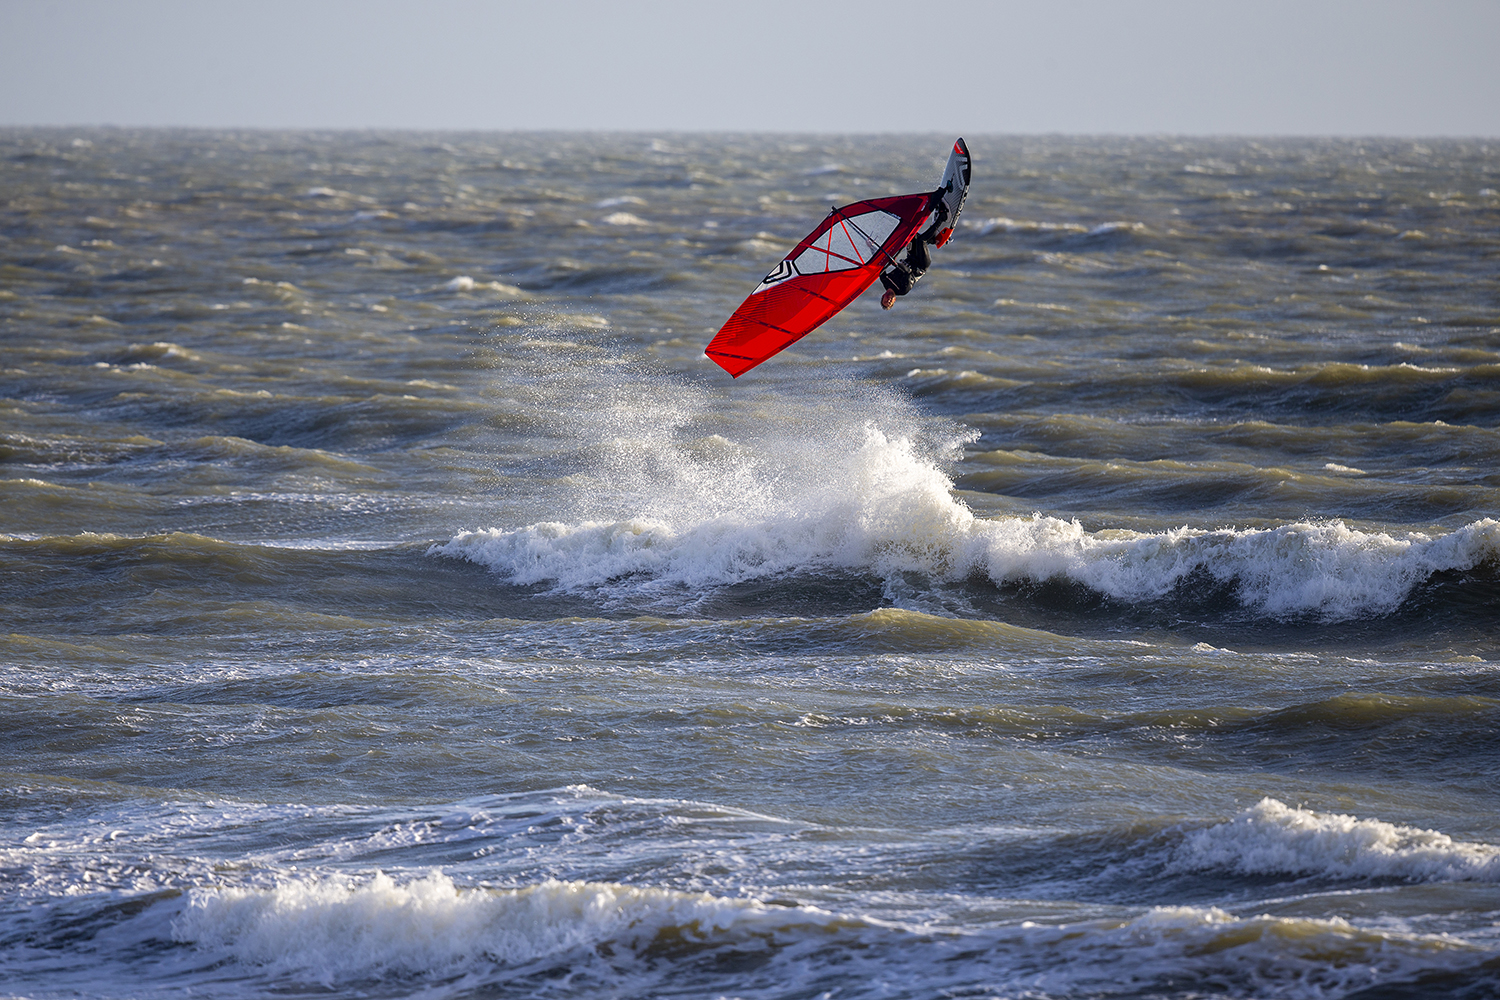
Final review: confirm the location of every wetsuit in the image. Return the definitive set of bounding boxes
[879,188,948,298]
[879,236,931,296]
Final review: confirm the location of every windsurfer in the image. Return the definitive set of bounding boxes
[705,138,969,376]
[879,190,948,309]
[879,234,932,308]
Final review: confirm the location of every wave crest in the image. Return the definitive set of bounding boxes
[436,432,1497,618]
[173,872,840,983]
[1169,798,1500,882]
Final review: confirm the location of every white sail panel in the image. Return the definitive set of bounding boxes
[792,209,900,275]
[843,209,900,253]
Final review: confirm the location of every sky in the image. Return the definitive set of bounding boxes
[3,0,1498,135]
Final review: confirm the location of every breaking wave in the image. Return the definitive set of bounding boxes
[435,417,1498,620]
[8,791,1500,999]
[1169,798,1500,883]
[158,871,1493,998]
[172,874,846,984]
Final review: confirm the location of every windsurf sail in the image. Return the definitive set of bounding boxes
[704,194,932,378]
[705,138,971,378]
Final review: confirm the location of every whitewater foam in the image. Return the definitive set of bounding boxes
[6,788,1497,999]
[1170,798,1500,883]
[161,872,1487,998]
[435,396,1498,618]
[172,873,842,984]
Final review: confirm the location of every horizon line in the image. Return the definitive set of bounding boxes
[4,124,1499,142]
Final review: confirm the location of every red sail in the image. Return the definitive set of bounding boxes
[705,192,934,378]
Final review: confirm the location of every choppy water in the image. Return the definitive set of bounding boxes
[2,128,1499,999]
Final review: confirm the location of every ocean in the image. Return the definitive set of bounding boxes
[1,128,1498,999]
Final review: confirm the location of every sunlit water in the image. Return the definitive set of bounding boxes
[2,129,1499,999]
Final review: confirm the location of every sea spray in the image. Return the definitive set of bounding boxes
[438,398,1499,618]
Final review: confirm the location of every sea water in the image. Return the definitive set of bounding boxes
[1,130,1498,999]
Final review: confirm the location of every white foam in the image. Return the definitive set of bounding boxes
[967,216,1145,237]
[9,873,1484,999]
[436,419,976,599]
[969,216,1086,236]
[172,873,839,983]
[168,876,1487,998]
[115,887,1479,998]
[968,217,1144,239]
[443,275,526,296]
[435,402,1498,618]
[995,904,1484,999]
[1183,160,1239,175]
[971,515,1498,619]
[6,790,1491,998]
[1170,798,1500,882]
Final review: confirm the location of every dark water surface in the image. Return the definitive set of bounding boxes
[2,129,1499,999]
